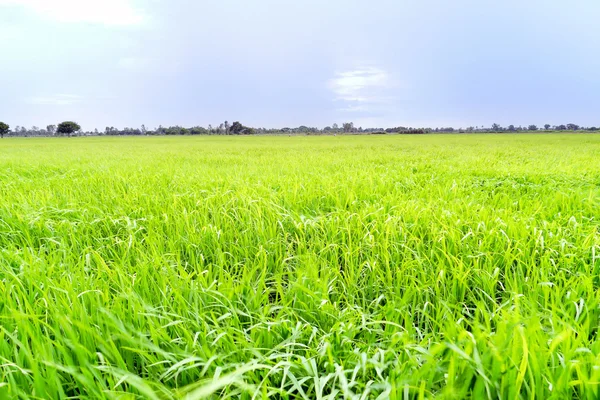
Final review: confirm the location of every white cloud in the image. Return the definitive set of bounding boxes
[328,67,390,102]
[26,94,83,106]
[0,0,144,26]
[328,67,396,114]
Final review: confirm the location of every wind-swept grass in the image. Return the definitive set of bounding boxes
[0,134,599,398]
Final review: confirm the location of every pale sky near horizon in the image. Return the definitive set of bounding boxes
[1,0,599,131]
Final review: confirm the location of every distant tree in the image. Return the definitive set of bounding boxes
[0,122,9,138]
[566,123,579,131]
[544,124,551,130]
[342,122,354,132]
[296,125,311,133]
[224,121,230,135]
[230,121,255,135]
[507,124,516,132]
[164,126,188,135]
[556,124,567,130]
[189,126,208,135]
[56,121,81,137]
[230,121,243,134]
[491,123,502,132]
[332,123,339,131]
[105,126,119,135]
[119,127,142,135]
[528,125,538,131]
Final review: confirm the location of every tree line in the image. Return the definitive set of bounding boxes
[0,120,598,138]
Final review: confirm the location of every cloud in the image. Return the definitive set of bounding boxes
[26,94,83,106]
[328,67,390,102]
[328,67,396,114]
[0,0,144,26]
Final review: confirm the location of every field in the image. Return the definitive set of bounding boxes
[1,134,600,399]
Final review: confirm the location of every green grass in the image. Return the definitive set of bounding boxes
[1,134,599,399]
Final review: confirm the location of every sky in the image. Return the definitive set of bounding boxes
[1,0,599,131]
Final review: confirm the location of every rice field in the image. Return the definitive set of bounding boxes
[1,134,600,399]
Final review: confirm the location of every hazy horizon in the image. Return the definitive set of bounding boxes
[1,0,599,131]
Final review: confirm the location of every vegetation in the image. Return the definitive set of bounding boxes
[56,121,81,137]
[229,121,254,135]
[1,134,599,398]
[1,121,598,137]
[0,121,9,138]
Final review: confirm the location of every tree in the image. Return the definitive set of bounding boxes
[164,126,188,135]
[507,124,516,132]
[230,122,242,134]
[528,125,538,131]
[0,122,9,138]
[491,123,502,132]
[566,123,579,131]
[189,126,208,135]
[56,121,81,137]
[230,121,254,135]
[342,122,354,133]
[544,124,551,130]
[105,126,119,135]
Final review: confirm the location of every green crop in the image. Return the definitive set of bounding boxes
[0,134,599,399]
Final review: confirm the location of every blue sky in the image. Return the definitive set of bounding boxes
[1,0,599,130]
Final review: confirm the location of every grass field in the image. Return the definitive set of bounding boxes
[1,134,600,399]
